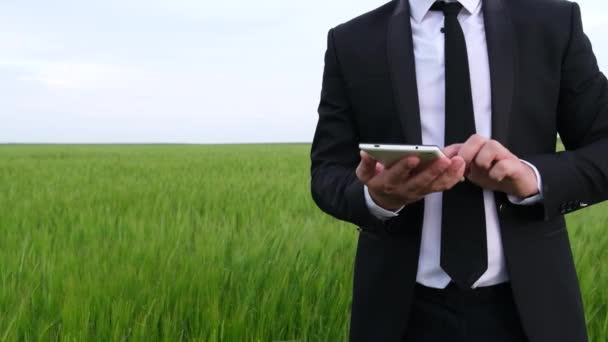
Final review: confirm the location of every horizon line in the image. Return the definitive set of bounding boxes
[0,142,312,146]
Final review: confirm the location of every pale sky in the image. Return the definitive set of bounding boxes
[1,0,607,143]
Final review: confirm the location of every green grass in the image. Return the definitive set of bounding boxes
[0,144,606,341]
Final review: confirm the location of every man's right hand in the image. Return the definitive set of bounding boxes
[356,147,466,211]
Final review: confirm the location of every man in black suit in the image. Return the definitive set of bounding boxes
[310,0,608,341]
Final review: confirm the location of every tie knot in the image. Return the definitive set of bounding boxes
[430,1,463,17]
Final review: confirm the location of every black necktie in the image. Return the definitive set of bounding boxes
[432,1,488,289]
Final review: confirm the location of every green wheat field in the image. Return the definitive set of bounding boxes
[0,144,606,341]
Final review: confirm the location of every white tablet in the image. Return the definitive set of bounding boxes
[359,143,446,167]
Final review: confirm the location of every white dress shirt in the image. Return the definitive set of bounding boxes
[363,0,543,289]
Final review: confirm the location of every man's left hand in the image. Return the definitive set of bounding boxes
[444,134,539,199]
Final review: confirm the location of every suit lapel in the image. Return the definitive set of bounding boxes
[388,0,423,145]
[483,0,517,147]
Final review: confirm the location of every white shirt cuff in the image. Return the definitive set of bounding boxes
[507,160,544,206]
[364,185,404,220]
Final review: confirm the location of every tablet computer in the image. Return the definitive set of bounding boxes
[359,143,446,167]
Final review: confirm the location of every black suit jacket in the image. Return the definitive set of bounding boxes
[310,0,608,341]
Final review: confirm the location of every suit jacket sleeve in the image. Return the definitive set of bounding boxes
[526,3,608,220]
[310,29,401,234]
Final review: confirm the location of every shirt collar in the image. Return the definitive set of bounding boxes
[409,0,481,23]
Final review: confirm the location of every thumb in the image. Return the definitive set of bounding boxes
[443,144,464,158]
[375,162,385,176]
[357,151,378,183]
